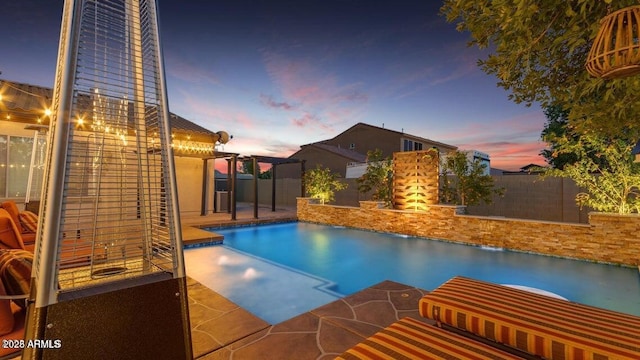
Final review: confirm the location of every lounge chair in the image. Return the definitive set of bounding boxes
[0,201,36,247]
[0,209,34,252]
[336,316,523,359]
[0,249,32,360]
[338,276,640,359]
[420,276,640,359]
[0,209,100,270]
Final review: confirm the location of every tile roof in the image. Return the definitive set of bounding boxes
[168,113,219,139]
[335,122,457,151]
[303,143,367,162]
[0,80,52,112]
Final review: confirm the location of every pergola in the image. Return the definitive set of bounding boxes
[183,150,239,217]
[190,153,304,220]
[238,155,305,219]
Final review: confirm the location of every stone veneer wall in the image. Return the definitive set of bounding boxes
[297,197,640,267]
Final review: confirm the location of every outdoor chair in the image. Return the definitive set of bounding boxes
[0,249,32,360]
[0,208,101,269]
[0,201,36,247]
[0,209,34,252]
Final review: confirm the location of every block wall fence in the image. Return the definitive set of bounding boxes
[296,197,640,267]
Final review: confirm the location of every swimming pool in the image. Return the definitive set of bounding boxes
[184,222,640,323]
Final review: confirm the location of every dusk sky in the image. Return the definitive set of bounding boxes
[1,0,548,171]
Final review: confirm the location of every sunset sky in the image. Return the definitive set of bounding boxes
[1,0,548,171]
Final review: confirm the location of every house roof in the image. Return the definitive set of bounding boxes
[0,80,52,122]
[0,79,219,143]
[520,163,545,171]
[295,143,367,162]
[325,122,457,151]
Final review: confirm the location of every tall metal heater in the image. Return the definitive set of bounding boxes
[23,0,192,358]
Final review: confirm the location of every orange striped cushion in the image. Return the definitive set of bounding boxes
[0,279,15,335]
[336,317,522,360]
[419,276,640,360]
[18,211,38,233]
[0,250,33,309]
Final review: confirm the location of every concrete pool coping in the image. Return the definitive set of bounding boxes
[180,203,298,247]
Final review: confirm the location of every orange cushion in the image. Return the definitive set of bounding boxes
[0,279,15,336]
[420,276,640,360]
[0,302,25,358]
[0,211,23,250]
[0,250,32,309]
[19,211,38,234]
[1,201,24,233]
[337,317,523,360]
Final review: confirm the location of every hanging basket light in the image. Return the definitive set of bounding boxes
[586,5,640,79]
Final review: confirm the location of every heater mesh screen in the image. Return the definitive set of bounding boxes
[36,0,179,292]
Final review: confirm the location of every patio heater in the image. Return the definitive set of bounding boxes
[24,124,48,213]
[23,0,192,359]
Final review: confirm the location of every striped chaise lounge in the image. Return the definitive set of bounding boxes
[419,276,640,360]
[336,316,523,360]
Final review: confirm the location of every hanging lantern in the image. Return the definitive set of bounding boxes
[586,6,640,79]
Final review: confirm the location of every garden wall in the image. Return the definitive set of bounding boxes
[297,197,640,267]
[465,174,591,223]
[234,175,590,223]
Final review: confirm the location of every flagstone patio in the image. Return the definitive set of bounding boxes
[186,277,431,359]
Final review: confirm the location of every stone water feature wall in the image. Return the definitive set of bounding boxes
[392,149,439,211]
[297,197,640,267]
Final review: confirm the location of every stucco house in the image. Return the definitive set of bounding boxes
[0,79,229,216]
[277,122,457,178]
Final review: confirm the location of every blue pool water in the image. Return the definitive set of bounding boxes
[188,222,640,322]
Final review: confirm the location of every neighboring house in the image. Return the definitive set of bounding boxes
[502,163,547,175]
[490,168,508,176]
[278,122,457,178]
[284,143,367,179]
[0,79,229,216]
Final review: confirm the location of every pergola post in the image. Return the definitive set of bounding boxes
[201,158,208,215]
[231,155,237,220]
[226,158,232,214]
[301,159,306,197]
[271,164,277,211]
[253,157,259,219]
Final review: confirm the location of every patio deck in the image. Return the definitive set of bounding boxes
[187,277,431,359]
[181,203,433,359]
[180,203,297,246]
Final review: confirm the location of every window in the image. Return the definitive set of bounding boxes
[0,136,6,196]
[403,139,413,151]
[403,139,424,151]
[1,135,33,198]
[349,143,355,150]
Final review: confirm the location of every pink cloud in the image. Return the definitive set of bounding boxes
[260,93,295,110]
[291,113,333,132]
[438,112,546,144]
[261,50,368,130]
[173,91,258,132]
[457,141,546,171]
[436,111,548,171]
